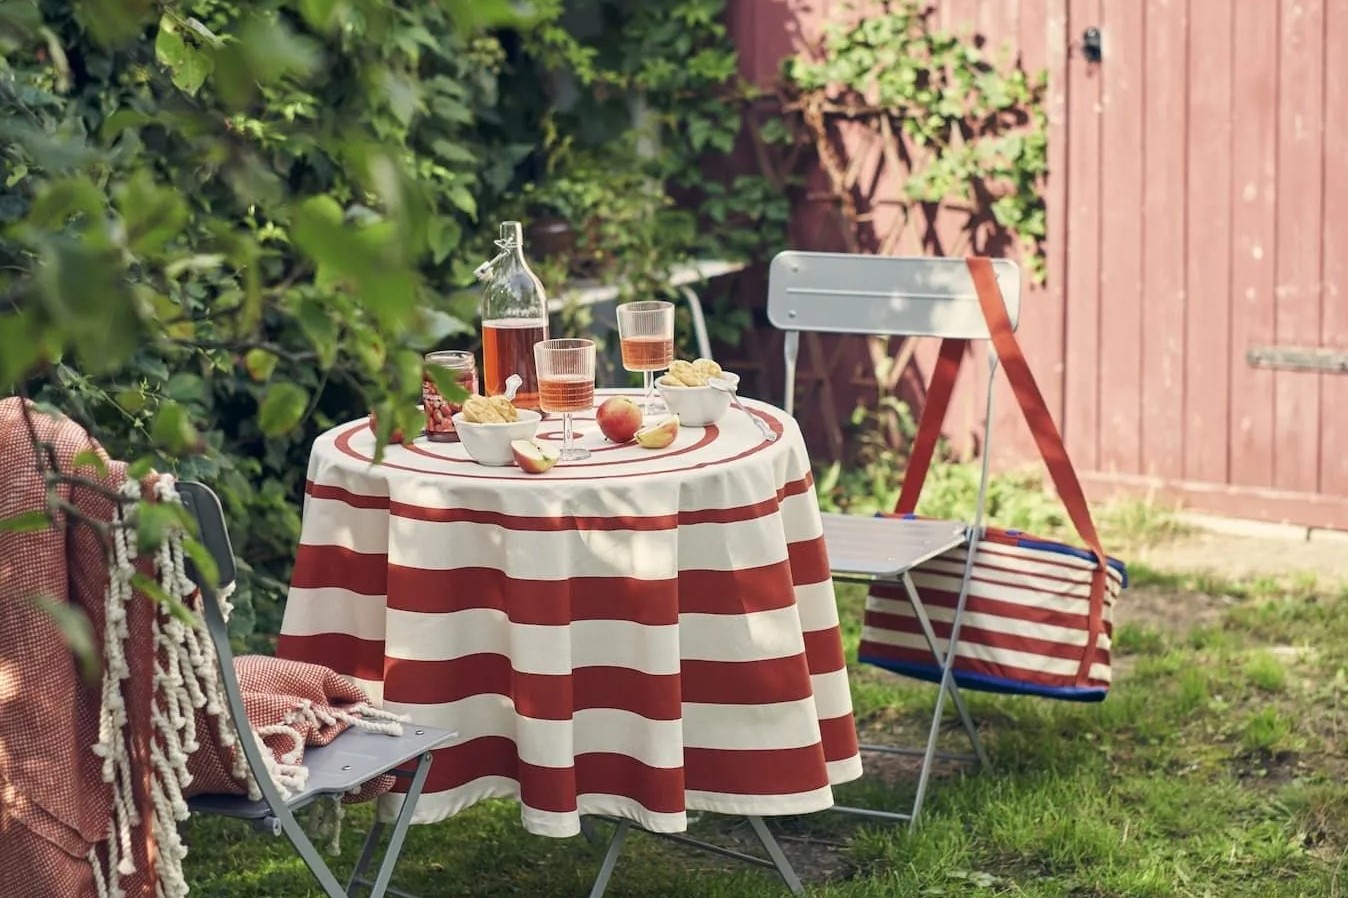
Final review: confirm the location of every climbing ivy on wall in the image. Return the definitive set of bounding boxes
[778,0,1049,280]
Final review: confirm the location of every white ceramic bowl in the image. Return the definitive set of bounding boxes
[451,409,542,466]
[656,382,732,427]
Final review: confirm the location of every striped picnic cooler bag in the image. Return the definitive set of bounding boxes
[857,257,1128,702]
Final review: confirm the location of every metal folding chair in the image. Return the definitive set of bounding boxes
[177,481,456,898]
[767,252,1023,828]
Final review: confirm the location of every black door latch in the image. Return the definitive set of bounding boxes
[1082,27,1102,63]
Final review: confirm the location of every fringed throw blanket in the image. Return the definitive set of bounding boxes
[185,656,404,805]
[0,399,401,898]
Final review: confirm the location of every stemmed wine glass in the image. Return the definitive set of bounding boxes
[533,338,596,461]
[616,300,675,417]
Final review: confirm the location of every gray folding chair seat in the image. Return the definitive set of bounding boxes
[177,481,455,898]
[768,252,1023,827]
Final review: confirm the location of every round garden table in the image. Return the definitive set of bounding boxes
[277,389,862,837]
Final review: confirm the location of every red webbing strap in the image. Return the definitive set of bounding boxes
[964,257,1109,685]
[890,257,1111,686]
[894,337,967,515]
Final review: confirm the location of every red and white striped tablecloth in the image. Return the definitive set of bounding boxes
[277,390,862,836]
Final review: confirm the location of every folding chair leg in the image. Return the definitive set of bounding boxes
[746,816,805,896]
[901,574,989,771]
[347,821,386,893]
[281,819,354,898]
[587,819,630,898]
[346,751,434,898]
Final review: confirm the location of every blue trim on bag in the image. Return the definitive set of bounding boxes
[856,655,1108,703]
[873,512,1130,589]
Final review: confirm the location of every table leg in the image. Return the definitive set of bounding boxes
[586,819,630,898]
[746,816,805,896]
[579,815,606,848]
[581,815,805,896]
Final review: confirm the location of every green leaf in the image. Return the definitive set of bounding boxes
[136,501,183,551]
[446,184,477,219]
[426,217,461,264]
[25,176,105,230]
[0,312,43,386]
[243,348,278,382]
[76,0,155,47]
[114,389,147,413]
[406,308,472,350]
[182,536,220,589]
[212,15,321,108]
[166,373,205,402]
[71,449,109,477]
[36,240,142,375]
[151,401,201,454]
[127,457,155,480]
[290,197,417,327]
[32,596,99,682]
[0,510,53,534]
[424,362,469,405]
[295,299,338,368]
[130,571,195,624]
[352,330,386,371]
[299,0,343,32]
[115,170,188,258]
[257,383,310,436]
[154,16,187,69]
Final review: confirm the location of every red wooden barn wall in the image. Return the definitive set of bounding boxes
[727,0,1348,529]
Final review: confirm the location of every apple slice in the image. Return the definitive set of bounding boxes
[635,415,680,449]
[510,439,560,474]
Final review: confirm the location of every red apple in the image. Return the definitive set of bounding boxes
[596,396,643,443]
[511,439,560,474]
[635,415,680,449]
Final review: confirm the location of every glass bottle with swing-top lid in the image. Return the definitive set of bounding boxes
[477,221,549,410]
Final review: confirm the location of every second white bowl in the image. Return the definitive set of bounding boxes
[451,409,542,466]
[656,383,732,427]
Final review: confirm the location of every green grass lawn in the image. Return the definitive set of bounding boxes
[183,565,1346,897]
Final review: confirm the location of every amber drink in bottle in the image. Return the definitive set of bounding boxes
[479,221,549,410]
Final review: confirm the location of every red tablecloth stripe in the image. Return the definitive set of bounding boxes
[679,655,814,705]
[385,656,683,720]
[397,738,688,814]
[395,739,834,805]
[387,566,680,624]
[683,743,830,795]
[306,480,389,508]
[786,535,831,586]
[292,544,387,596]
[676,562,798,615]
[276,631,386,682]
[802,628,847,675]
[390,500,678,532]
[381,653,820,713]
[305,476,818,530]
[818,713,862,763]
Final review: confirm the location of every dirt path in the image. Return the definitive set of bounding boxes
[1134,530,1348,582]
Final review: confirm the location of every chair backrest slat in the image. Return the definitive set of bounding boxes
[767,252,1022,339]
